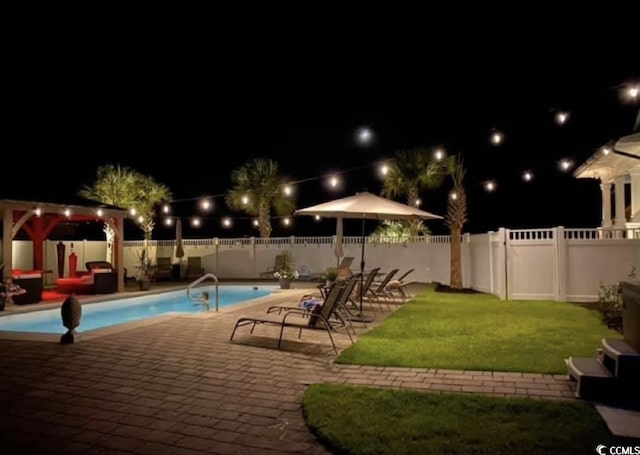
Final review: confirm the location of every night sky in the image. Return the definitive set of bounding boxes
[2,6,639,240]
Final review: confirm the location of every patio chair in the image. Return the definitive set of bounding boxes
[386,268,416,300]
[185,257,204,280]
[154,257,172,281]
[230,281,352,353]
[259,254,285,278]
[365,268,399,309]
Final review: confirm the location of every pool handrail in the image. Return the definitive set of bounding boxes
[187,273,219,312]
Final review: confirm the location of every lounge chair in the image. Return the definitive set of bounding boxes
[230,282,352,353]
[365,268,400,309]
[185,257,204,280]
[154,257,172,281]
[386,268,416,300]
[259,254,285,278]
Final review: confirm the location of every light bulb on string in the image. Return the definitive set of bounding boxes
[162,204,170,214]
[252,219,259,227]
[137,215,145,224]
[282,217,291,227]
[626,85,639,100]
[559,159,572,172]
[414,198,421,207]
[200,199,212,211]
[314,215,321,222]
[222,218,232,228]
[129,208,137,216]
[35,207,42,216]
[601,146,611,156]
[485,181,496,192]
[241,195,249,205]
[164,218,173,226]
[192,217,201,227]
[379,163,389,177]
[522,171,534,182]
[64,208,71,217]
[96,208,103,217]
[490,130,504,146]
[328,175,340,189]
[355,126,374,146]
[555,111,569,125]
[434,148,445,161]
[283,185,293,196]
[450,191,458,201]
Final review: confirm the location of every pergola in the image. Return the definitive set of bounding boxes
[574,132,640,229]
[0,199,128,292]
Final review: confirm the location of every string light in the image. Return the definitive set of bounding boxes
[64,208,71,217]
[200,199,212,210]
[165,218,173,226]
[149,81,637,229]
[414,198,421,207]
[35,207,42,216]
[450,192,457,200]
[555,111,569,125]
[96,208,103,217]
[129,208,137,216]
[222,217,232,228]
[559,159,572,172]
[192,217,201,227]
[314,215,321,221]
[137,215,145,223]
[490,130,504,146]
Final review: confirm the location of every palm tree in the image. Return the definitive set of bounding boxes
[225,158,295,238]
[445,155,468,290]
[371,220,431,242]
[381,147,446,236]
[80,164,173,260]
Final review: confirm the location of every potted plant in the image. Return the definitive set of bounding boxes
[325,267,339,287]
[273,250,298,289]
[135,247,153,291]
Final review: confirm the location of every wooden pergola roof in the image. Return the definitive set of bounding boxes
[0,198,128,293]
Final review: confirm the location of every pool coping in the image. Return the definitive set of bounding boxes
[0,285,309,343]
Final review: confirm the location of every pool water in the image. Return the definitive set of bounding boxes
[0,285,276,334]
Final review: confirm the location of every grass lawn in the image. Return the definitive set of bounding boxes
[337,287,621,373]
[303,384,639,455]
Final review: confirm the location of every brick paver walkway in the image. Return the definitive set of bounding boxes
[0,288,576,454]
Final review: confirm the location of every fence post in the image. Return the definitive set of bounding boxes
[488,231,494,295]
[290,235,295,247]
[555,226,566,302]
[462,233,471,289]
[499,227,509,300]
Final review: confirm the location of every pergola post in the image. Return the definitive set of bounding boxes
[2,207,13,280]
[614,175,627,226]
[600,182,612,228]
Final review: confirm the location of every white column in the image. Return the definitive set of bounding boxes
[614,176,626,226]
[601,182,612,227]
[630,169,640,222]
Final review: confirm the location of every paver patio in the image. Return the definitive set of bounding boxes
[0,285,577,454]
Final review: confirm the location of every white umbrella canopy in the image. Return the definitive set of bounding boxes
[175,218,185,259]
[295,191,443,221]
[295,192,443,316]
[615,132,640,158]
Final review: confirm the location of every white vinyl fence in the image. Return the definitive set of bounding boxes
[3,227,639,302]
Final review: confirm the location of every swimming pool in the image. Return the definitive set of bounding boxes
[0,285,276,334]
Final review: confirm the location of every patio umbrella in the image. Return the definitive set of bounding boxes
[175,218,185,259]
[334,218,344,264]
[295,191,443,315]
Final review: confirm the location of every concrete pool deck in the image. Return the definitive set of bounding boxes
[0,281,619,453]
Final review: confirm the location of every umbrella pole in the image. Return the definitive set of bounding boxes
[360,217,365,314]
